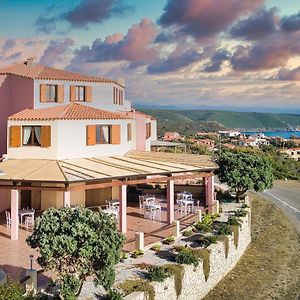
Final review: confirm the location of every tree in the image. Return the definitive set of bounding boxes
[217,152,274,201]
[27,207,125,299]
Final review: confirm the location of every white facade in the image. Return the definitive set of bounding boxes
[7,118,136,160]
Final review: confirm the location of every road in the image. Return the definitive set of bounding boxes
[259,181,300,234]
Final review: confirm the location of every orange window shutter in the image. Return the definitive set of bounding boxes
[85,86,92,102]
[111,125,121,144]
[70,85,76,102]
[86,125,96,146]
[41,126,51,148]
[10,126,21,147]
[57,85,64,103]
[40,84,47,103]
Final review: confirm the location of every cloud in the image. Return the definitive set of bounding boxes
[229,8,279,41]
[277,67,300,81]
[35,0,132,32]
[202,49,230,72]
[39,38,74,66]
[281,11,300,32]
[230,31,300,71]
[158,0,265,40]
[69,19,158,70]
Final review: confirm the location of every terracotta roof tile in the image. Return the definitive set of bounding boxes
[8,103,131,121]
[0,61,123,87]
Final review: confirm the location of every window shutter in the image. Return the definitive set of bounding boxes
[127,123,132,141]
[10,126,21,147]
[85,86,92,102]
[57,85,64,103]
[86,125,96,146]
[40,84,47,103]
[111,125,121,144]
[41,126,51,148]
[70,85,76,102]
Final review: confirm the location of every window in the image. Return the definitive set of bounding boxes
[96,125,111,144]
[127,123,132,141]
[113,87,124,105]
[146,122,151,139]
[22,126,41,146]
[46,85,57,102]
[76,86,86,101]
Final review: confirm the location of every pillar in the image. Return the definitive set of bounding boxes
[205,175,214,213]
[167,179,174,224]
[119,184,127,234]
[63,191,71,207]
[173,220,180,238]
[11,189,19,240]
[197,209,202,222]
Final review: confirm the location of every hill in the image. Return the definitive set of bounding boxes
[141,109,300,133]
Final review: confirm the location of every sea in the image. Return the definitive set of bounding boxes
[241,131,300,139]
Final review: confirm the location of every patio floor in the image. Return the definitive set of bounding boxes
[0,196,204,285]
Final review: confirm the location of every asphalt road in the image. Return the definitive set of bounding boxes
[259,181,300,234]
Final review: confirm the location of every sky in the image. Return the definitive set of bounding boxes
[0,0,300,113]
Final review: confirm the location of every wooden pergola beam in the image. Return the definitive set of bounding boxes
[69,172,212,191]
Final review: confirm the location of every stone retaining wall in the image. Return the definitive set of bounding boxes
[125,207,251,300]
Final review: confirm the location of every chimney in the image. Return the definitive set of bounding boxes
[25,57,36,66]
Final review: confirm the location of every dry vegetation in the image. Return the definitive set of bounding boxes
[204,192,300,300]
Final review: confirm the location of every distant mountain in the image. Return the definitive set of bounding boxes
[141,109,300,134]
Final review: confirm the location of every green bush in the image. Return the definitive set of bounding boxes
[175,248,199,267]
[182,229,193,237]
[0,278,24,300]
[147,266,170,282]
[215,223,233,236]
[241,203,250,209]
[163,235,175,245]
[227,216,242,227]
[131,249,144,258]
[119,279,155,300]
[107,289,124,300]
[197,236,217,248]
[234,209,248,217]
[150,243,161,251]
[194,222,212,233]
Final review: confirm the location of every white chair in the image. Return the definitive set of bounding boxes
[5,211,11,227]
[139,195,145,212]
[24,216,34,229]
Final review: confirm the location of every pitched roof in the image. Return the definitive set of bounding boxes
[8,103,131,121]
[0,61,123,87]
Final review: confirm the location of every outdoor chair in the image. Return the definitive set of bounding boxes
[5,211,11,227]
[24,216,34,229]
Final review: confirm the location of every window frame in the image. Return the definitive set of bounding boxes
[22,126,41,147]
[76,85,86,102]
[46,84,58,102]
[96,125,111,144]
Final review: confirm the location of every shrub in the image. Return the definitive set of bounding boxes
[120,251,128,261]
[163,235,175,245]
[175,248,199,267]
[182,229,193,237]
[131,249,144,258]
[172,245,187,253]
[0,278,24,300]
[241,203,250,209]
[119,279,155,300]
[194,222,212,233]
[227,216,242,227]
[150,243,161,251]
[234,209,248,217]
[147,266,170,282]
[107,289,124,300]
[197,236,217,248]
[215,223,233,236]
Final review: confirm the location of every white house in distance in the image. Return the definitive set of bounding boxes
[0,59,217,243]
[281,148,300,161]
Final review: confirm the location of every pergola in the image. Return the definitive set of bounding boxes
[0,151,218,240]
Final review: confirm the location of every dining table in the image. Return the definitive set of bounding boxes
[19,209,35,224]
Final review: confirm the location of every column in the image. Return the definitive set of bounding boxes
[167,179,174,224]
[205,175,214,213]
[119,184,127,234]
[63,191,71,207]
[11,189,19,240]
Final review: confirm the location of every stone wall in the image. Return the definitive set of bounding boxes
[125,207,251,300]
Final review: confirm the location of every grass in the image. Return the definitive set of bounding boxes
[204,193,300,300]
[119,279,155,300]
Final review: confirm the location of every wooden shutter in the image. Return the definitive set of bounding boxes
[41,126,51,148]
[40,84,47,103]
[70,85,76,102]
[10,126,21,147]
[111,125,121,144]
[57,85,64,103]
[127,123,131,141]
[86,125,96,146]
[85,86,92,102]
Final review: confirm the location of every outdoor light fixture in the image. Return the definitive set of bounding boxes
[29,254,34,270]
